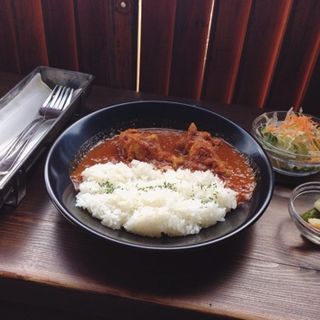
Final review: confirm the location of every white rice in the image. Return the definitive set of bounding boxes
[75,160,238,237]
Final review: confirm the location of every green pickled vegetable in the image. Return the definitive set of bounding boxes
[302,208,320,221]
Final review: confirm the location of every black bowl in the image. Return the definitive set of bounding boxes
[45,101,274,251]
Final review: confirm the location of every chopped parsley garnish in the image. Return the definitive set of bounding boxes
[163,182,177,191]
[200,190,218,204]
[198,183,217,190]
[137,181,177,192]
[100,180,116,194]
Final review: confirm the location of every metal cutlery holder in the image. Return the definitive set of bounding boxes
[0,66,94,208]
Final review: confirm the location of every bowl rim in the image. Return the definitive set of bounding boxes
[252,111,320,161]
[44,99,275,251]
[289,181,320,236]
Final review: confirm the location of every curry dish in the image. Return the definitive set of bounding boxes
[71,123,256,203]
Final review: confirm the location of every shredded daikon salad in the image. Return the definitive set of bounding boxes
[261,108,320,161]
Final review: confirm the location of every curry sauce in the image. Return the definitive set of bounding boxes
[71,123,256,203]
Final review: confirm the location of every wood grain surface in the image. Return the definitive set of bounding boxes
[168,0,213,99]
[0,73,319,320]
[0,1,20,73]
[202,0,252,104]
[75,0,138,88]
[42,0,79,71]
[266,0,320,110]
[232,0,293,108]
[303,56,320,114]
[139,0,176,95]
[11,0,49,73]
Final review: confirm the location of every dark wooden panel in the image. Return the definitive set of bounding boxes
[303,55,320,115]
[109,0,138,89]
[75,0,137,88]
[233,0,293,108]
[169,0,213,99]
[11,0,48,73]
[74,0,108,84]
[266,0,320,110]
[139,0,176,95]
[0,1,20,73]
[202,0,252,104]
[41,0,79,71]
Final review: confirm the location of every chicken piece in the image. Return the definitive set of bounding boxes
[176,123,198,153]
[175,123,225,171]
[189,139,215,166]
[187,137,228,173]
[117,124,228,173]
[118,129,164,161]
[171,154,186,169]
[176,123,220,154]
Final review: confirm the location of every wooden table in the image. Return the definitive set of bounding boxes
[0,73,319,320]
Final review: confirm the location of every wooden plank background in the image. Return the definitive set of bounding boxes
[0,0,319,111]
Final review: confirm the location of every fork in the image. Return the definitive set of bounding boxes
[0,85,74,175]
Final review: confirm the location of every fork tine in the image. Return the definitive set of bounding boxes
[65,88,74,106]
[43,85,58,107]
[58,87,69,110]
[57,87,73,111]
[49,86,63,108]
[53,86,67,110]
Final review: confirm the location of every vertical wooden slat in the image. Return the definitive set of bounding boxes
[266,0,320,110]
[75,0,137,89]
[139,0,176,95]
[233,0,293,108]
[0,1,20,73]
[202,0,252,104]
[302,55,320,115]
[110,0,137,89]
[74,0,108,84]
[11,0,49,73]
[169,0,213,99]
[41,0,79,71]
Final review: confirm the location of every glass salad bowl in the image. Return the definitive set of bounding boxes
[252,110,320,177]
[289,182,320,245]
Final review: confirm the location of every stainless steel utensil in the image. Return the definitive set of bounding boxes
[0,85,74,175]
